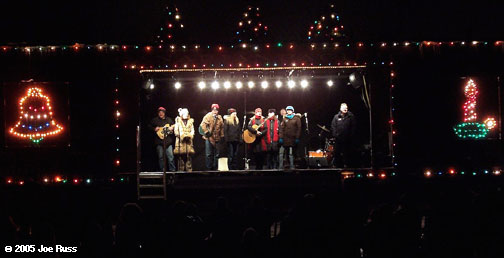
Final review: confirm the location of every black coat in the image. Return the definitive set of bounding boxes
[331,111,356,142]
[224,117,242,142]
[149,116,175,146]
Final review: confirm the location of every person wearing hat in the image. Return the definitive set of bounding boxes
[200,104,224,170]
[149,107,176,171]
[224,108,241,170]
[247,108,268,170]
[279,105,301,169]
[265,108,280,169]
[174,108,195,172]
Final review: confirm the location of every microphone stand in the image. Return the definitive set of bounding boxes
[242,114,250,170]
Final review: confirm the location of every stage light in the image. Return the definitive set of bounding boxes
[261,81,269,89]
[149,83,155,90]
[211,81,220,90]
[275,80,282,88]
[327,80,334,87]
[287,80,295,88]
[248,81,255,88]
[174,82,181,89]
[235,81,243,89]
[198,81,206,89]
[300,79,308,88]
[224,81,231,89]
[349,72,363,89]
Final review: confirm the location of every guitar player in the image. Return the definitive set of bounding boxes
[149,107,176,171]
[247,108,267,170]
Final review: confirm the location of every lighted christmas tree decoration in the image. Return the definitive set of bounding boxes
[235,6,269,43]
[453,79,496,139]
[9,87,64,143]
[155,3,185,45]
[307,4,346,42]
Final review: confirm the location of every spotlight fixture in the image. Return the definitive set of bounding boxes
[261,81,269,89]
[300,79,308,88]
[236,81,243,89]
[174,82,182,89]
[198,81,206,89]
[224,81,231,89]
[211,81,220,90]
[248,81,255,88]
[327,80,334,87]
[287,80,295,88]
[275,80,283,88]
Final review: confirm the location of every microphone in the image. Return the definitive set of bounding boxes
[304,112,309,134]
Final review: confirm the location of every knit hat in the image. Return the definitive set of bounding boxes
[286,106,294,112]
[228,108,237,115]
[178,108,189,117]
[268,108,276,114]
[211,104,220,110]
[157,107,166,112]
[255,108,262,113]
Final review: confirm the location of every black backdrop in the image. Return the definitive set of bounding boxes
[138,67,393,171]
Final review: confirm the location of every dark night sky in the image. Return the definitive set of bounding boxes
[1,0,504,45]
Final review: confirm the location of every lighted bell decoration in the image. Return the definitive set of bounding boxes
[9,87,63,143]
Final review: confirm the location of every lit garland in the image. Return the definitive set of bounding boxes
[5,175,130,185]
[114,83,120,168]
[235,6,269,43]
[155,4,184,45]
[453,79,496,139]
[389,65,397,167]
[424,168,502,177]
[308,4,346,41]
[2,40,502,54]
[9,87,63,143]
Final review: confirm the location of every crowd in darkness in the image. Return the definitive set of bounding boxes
[1,178,504,258]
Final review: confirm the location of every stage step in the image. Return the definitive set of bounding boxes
[138,172,167,200]
[138,195,166,200]
[139,184,164,188]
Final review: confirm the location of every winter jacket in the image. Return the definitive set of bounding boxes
[149,116,175,146]
[331,111,356,142]
[200,112,224,145]
[265,117,279,151]
[224,116,241,142]
[279,115,301,147]
[174,116,195,155]
[248,116,267,153]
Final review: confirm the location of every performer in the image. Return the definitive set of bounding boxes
[200,104,224,170]
[247,108,267,170]
[330,103,356,168]
[265,109,280,169]
[149,107,176,171]
[174,108,195,172]
[224,108,241,170]
[278,108,287,124]
[279,106,301,169]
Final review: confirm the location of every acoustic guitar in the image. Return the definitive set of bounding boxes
[243,118,270,144]
[156,124,173,140]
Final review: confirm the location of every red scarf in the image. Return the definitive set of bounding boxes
[266,118,279,143]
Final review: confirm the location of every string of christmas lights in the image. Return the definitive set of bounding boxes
[9,87,63,143]
[308,4,346,42]
[4,175,131,186]
[235,6,269,43]
[114,83,120,169]
[424,168,502,177]
[1,40,503,54]
[155,4,185,45]
[389,65,397,167]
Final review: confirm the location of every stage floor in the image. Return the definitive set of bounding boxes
[134,168,394,190]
